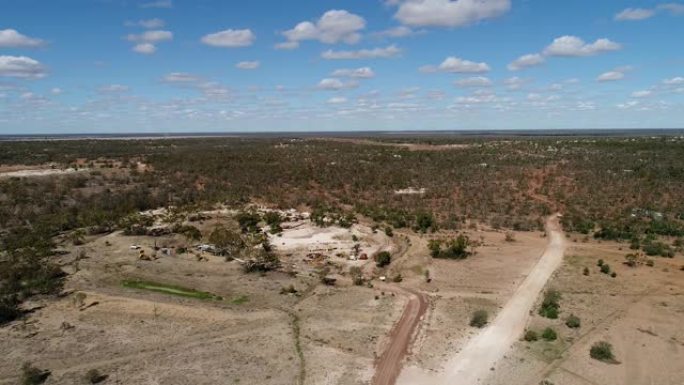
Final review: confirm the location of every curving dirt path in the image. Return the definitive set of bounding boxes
[372,286,429,385]
[437,215,566,385]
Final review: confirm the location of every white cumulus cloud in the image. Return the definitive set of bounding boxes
[392,0,511,28]
[543,36,621,57]
[281,10,366,48]
[507,53,544,71]
[421,56,490,73]
[317,78,359,90]
[0,29,46,48]
[201,29,255,48]
[133,43,157,54]
[0,55,47,79]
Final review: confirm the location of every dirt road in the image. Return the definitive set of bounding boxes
[372,287,429,385]
[438,215,566,385]
[396,215,565,385]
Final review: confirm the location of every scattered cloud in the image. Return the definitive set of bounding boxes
[420,56,490,73]
[373,26,417,38]
[597,71,625,82]
[280,10,366,48]
[317,78,359,90]
[331,67,375,78]
[662,76,684,85]
[455,89,501,105]
[454,76,492,87]
[161,72,231,99]
[99,84,130,93]
[201,29,255,48]
[615,8,656,21]
[631,90,653,98]
[543,36,621,57]
[126,30,173,54]
[503,76,528,90]
[274,41,299,50]
[391,0,511,28]
[327,97,348,104]
[126,18,165,29]
[507,54,544,71]
[658,3,684,14]
[615,3,684,21]
[51,88,62,95]
[0,55,47,79]
[162,72,202,83]
[236,61,260,70]
[140,0,172,9]
[0,29,46,48]
[321,45,401,60]
[133,43,156,54]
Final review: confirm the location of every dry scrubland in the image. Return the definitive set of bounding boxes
[1,135,684,385]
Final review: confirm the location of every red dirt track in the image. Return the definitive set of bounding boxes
[372,288,429,385]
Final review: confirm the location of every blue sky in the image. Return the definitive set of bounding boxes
[0,0,683,133]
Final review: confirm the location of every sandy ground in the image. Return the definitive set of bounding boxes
[396,216,565,385]
[0,167,85,178]
[5,207,679,385]
[485,236,684,385]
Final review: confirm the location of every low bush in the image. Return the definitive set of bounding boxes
[565,314,581,328]
[600,264,611,274]
[524,330,538,341]
[590,341,615,362]
[470,310,488,328]
[539,289,561,319]
[375,251,392,268]
[542,327,557,341]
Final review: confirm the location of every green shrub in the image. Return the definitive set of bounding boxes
[610,272,617,278]
[375,251,391,267]
[597,259,604,266]
[429,235,471,260]
[539,289,561,319]
[524,330,538,341]
[600,264,611,274]
[384,226,394,237]
[541,327,557,341]
[565,314,581,328]
[583,267,590,276]
[470,310,488,328]
[590,341,615,362]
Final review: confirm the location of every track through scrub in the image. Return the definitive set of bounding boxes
[438,215,566,385]
[396,215,566,385]
[371,287,429,385]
